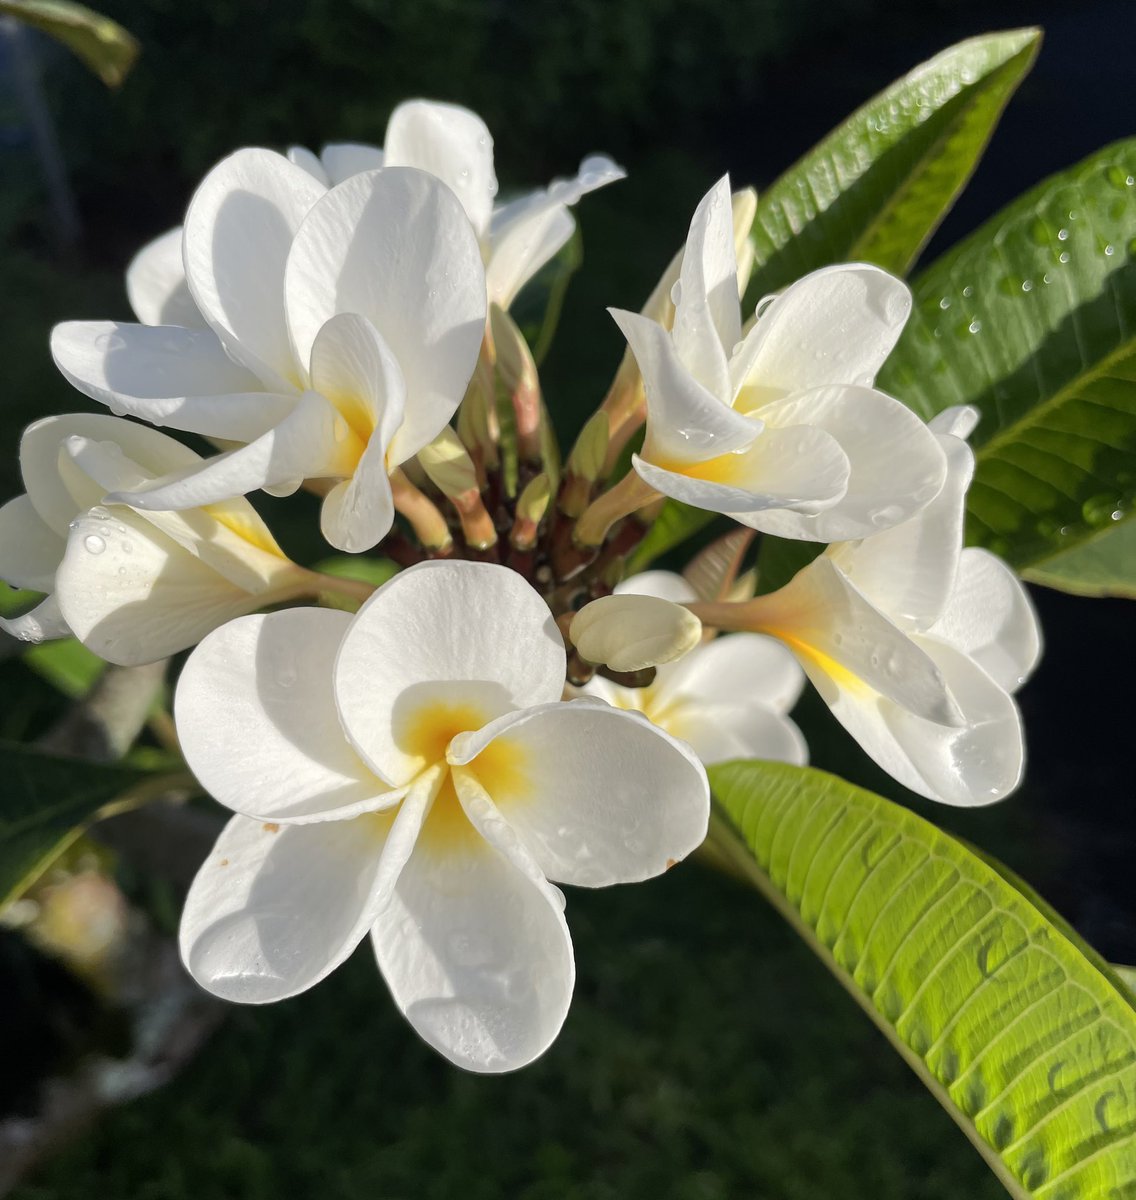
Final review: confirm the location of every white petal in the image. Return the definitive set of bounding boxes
[125,227,204,329]
[108,392,351,511]
[756,556,961,725]
[62,437,291,592]
[570,593,702,672]
[633,418,849,520]
[485,201,575,311]
[372,777,573,1073]
[928,405,980,440]
[672,177,739,402]
[0,593,70,643]
[319,449,395,553]
[652,631,805,713]
[0,495,64,591]
[55,508,274,665]
[180,777,431,1005]
[743,386,947,541]
[320,142,385,185]
[485,154,623,307]
[614,570,698,604]
[309,314,405,453]
[447,699,709,887]
[51,321,292,440]
[175,609,402,823]
[18,412,202,537]
[286,145,330,186]
[334,561,565,786]
[183,148,325,389]
[284,167,486,463]
[827,432,972,629]
[611,309,760,465]
[927,548,1042,692]
[664,700,808,766]
[731,263,911,403]
[383,99,496,235]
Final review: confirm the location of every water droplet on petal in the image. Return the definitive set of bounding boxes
[84,534,105,555]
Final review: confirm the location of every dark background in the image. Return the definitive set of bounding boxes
[0,1,1132,1196]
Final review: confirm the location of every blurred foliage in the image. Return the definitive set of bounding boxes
[9,866,1005,1200]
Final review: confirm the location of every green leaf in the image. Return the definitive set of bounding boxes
[709,759,1136,1200]
[0,0,139,87]
[509,228,583,366]
[626,500,715,572]
[311,555,400,589]
[878,139,1136,586]
[22,638,106,698]
[754,536,823,596]
[745,29,1040,302]
[1021,516,1136,598]
[0,740,149,907]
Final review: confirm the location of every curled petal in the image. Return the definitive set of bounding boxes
[0,593,70,644]
[334,561,565,786]
[570,593,702,673]
[447,699,709,887]
[0,495,65,591]
[184,148,325,390]
[614,570,698,605]
[54,507,292,665]
[928,548,1042,692]
[51,321,291,442]
[174,609,402,823]
[285,167,486,464]
[672,176,738,401]
[125,227,204,329]
[653,631,805,714]
[742,386,947,541]
[383,99,496,236]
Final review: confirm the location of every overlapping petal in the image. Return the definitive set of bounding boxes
[125,226,204,329]
[0,495,64,591]
[174,609,402,823]
[334,561,565,786]
[284,167,486,465]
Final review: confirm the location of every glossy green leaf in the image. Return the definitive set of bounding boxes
[0,0,139,87]
[510,228,583,365]
[745,29,1040,303]
[879,139,1136,587]
[1021,517,1136,598]
[21,638,105,698]
[754,536,822,596]
[0,740,149,907]
[626,500,715,572]
[311,555,400,590]
[709,759,1136,1200]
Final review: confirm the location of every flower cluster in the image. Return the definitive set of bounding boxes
[0,98,1040,1070]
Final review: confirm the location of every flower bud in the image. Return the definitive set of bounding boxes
[570,593,702,673]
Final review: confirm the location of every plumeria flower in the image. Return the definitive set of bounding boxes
[697,407,1041,805]
[0,415,314,663]
[51,156,487,552]
[611,176,947,542]
[175,560,709,1072]
[287,98,625,310]
[574,571,808,767]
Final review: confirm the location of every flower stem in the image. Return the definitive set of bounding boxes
[573,470,660,548]
[390,468,454,553]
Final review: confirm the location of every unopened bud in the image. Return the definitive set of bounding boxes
[490,303,542,461]
[514,472,551,539]
[570,593,702,673]
[566,411,610,484]
[418,428,479,499]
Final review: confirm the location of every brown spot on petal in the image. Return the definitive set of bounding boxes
[263,823,280,833]
[665,858,677,870]
[219,858,230,866]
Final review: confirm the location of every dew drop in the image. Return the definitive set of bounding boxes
[939,296,951,310]
[83,534,105,555]
[1059,251,1070,264]
[121,541,132,554]
[1021,279,1033,293]
[962,285,974,298]
[1104,243,1115,257]
[968,320,982,334]
[1057,228,1069,241]
[670,280,683,307]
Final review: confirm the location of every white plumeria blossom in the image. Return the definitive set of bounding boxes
[175,560,710,1072]
[612,176,948,541]
[577,572,808,766]
[749,406,1041,805]
[569,589,703,672]
[0,414,307,664]
[51,154,487,552]
[288,98,625,310]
